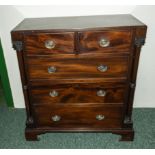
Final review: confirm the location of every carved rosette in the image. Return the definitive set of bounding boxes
[26,117,34,127]
[13,41,23,52]
[135,37,145,47]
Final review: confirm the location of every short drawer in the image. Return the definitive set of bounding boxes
[33,104,124,128]
[26,56,129,80]
[79,30,132,53]
[29,83,126,105]
[24,32,74,55]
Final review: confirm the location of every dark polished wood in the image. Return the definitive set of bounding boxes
[13,14,145,31]
[29,82,126,105]
[79,30,133,53]
[11,14,147,141]
[24,32,75,55]
[33,104,124,128]
[26,56,129,80]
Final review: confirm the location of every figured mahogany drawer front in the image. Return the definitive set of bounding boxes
[33,104,123,128]
[24,32,74,55]
[27,56,129,80]
[79,30,132,53]
[30,83,125,105]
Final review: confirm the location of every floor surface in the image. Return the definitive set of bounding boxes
[0,84,155,148]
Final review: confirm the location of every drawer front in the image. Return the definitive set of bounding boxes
[27,56,129,80]
[79,30,132,53]
[33,104,124,128]
[29,83,126,105]
[24,32,74,55]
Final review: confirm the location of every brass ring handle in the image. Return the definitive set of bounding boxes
[97,90,106,97]
[45,40,55,49]
[97,65,108,72]
[48,66,56,74]
[96,114,105,121]
[51,115,61,122]
[49,90,58,97]
[99,38,110,47]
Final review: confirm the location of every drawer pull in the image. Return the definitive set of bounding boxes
[97,65,108,72]
[49,90,58,97]
[96,114,105,121]
[45,40,55,49]
[48,66,56,73]
[51,115,61,122]
[99,38,110,47]
[97,90,106,97]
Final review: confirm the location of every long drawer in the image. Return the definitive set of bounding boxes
[26,56,129,80]
[29,83,126,105]
[33,104,124,129]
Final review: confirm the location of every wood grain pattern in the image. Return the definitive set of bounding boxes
[24,32,74,55]
[10,31,35,128]
[26,56,129,80]
[79,30,133,53]
[125,26,147,121]
[29,83,126,105]
[11,14,147,141]
[33,104,124,128]
[12,15,145,31]
[28,78,127,87]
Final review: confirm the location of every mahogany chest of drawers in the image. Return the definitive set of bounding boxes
[11,14,147,141]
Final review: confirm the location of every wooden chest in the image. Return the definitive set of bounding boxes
[11,15,147,141]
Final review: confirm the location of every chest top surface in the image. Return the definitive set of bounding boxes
[12,14,146,32]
